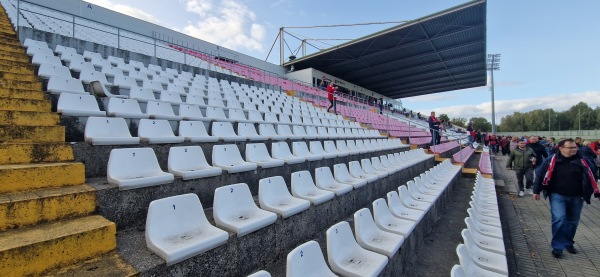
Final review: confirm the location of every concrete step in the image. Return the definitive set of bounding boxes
[0,88,46,100]
[0,78,42,90]
[0,71,39,82]
[0,43,23,53]
[0,162,85,193]
[0,57,34,68]
[0,51,29,62]
[0,184,96,231]
[44,252,138,277]
[0,215,116,277]
[0,110,59,126]
[0,143,73,164]
[0,97,51,112]
[0,125,65,143]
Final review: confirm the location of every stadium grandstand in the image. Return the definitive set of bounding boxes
[2,0,585,276]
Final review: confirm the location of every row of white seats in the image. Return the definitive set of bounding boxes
[107,142,420,190]
[145,151,440,270]
[250,160,462,276]
[85,117,383,145]
[451,173,508,277]
[59,92,352,128]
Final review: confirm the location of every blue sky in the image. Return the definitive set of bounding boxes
[86,0,600,122]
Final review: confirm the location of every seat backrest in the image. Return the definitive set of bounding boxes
[106,98,143,116]
[326,221,362,264]
[336,140,349,152]
[47,76,86,95]
[186,94,206,106]
[258,124,278,137]
[213,183,260,221]
[208,97,226,108]
[286,240,336,277]
[247,110,263,122]
[323,141,338,154]
[246,143,272,162]
[85,117,133,140]
[292,141,311,157]
[206,107,228,120]
[271,142,295,159]
[315,166,336,186]
[354,208,378,242]
[348,161,366,178]
[108,148,164,180]
[130,88,156,101]
[306,126,318,137]
[259,176,293,205]
[238,123,259,137]
[212,121,238,137]
[309,141,325,155]
[146,101,177,117]
[291,170,318,195]
[212,144,245,166]
[146,193,211,243]
[292,125,307,137]
[277,125,294,137]
[179,104,204,119]
[361,159,376,174]
[168,146,211,171]
[57,93,102,115]
[179,121,209,138]
[38,63,72,78]
[167,83,186,95]
[333,163,352,182]
[160,91,183,103]
[372,198,394,223]
[264,112,279,123]
[138,119,176,137]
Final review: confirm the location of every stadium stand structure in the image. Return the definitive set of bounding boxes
[0,0,494,275]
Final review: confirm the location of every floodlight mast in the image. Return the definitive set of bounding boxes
[487,54,501,133]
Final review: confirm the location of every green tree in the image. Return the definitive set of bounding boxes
[450,117,467,127]
[470,117,492,132]
[438,114,450,123]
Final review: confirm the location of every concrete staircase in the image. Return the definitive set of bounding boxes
[0,6,135,277]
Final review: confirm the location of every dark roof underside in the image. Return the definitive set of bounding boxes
[284,0,487,98]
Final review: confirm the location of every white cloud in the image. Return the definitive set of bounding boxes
[418,91,600,122]
[404,93,456,103]
[85,0,161,24]
[182,0,266,52]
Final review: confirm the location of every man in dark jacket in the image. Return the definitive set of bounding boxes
[428,111,441,145]
[533,138,599,258]
[527,136,549,165]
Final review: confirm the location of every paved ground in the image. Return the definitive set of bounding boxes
[402,153,600,277]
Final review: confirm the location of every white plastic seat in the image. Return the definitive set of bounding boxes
[462,228,506,256]
[309,141,336,159]
[361,158,388,178]
[106,98,148,119]
[178,121,217,142]
[468,208,501,228]
[271,142,305,164]
[160,91,184,104]
[323,140,344,157]
[37,63,72,79]
[138,119,185,144]
[463,233,508,275]
[259,176,310,218]
[47,76,86,95]
[398,185,431,211]
[450,265,465,277]
[456,244,507,277]
[113,74,139,90]
[168,146,222,180]
[292,141,322,161]
[348,161,379,183]
[370,157,393,175]
[276,124,299,140]
[247,270,271,277]
[246,143,285,168]
[406,180,437,202]
[333,163,367,188]
[212,121,245,141]
[315,167,353,196]
[179,104,206,121]
[212,144,257,173]
[326,221,388,277]
[129,88,156,102]
[465,217,503,240]
[145,193,228,265]
[291,170,335,205]
[287,240,337,277]
[228,109,250,122]
[107,148,174,190]
[372,198,416,237]
[146,101,182,120]
[238,123,266,141]
[213,183,277,237]
[84,117,139,145]
[385,191,425,222]
[57,93,106,117]
[258,123,285,140]
[354,208,404,258]
[205,107,230,121]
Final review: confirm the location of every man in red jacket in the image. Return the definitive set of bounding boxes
[327,83,336,113]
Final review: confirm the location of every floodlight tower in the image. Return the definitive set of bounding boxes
[487,54,501,133]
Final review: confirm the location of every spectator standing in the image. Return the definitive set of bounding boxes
[507,139,537,197]
[527,136,549,165]
[580,141,597,161]
[533,138,599,258]
[378,97,384,114]
[428,111,441,145]
[326,83,336,113]
[589,139,600,154]
[500,136,510,155]
[489,134,498,154]
[509,136,519,151]
[484,132,490,146]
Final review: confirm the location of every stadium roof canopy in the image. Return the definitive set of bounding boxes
[283,0,487,99]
